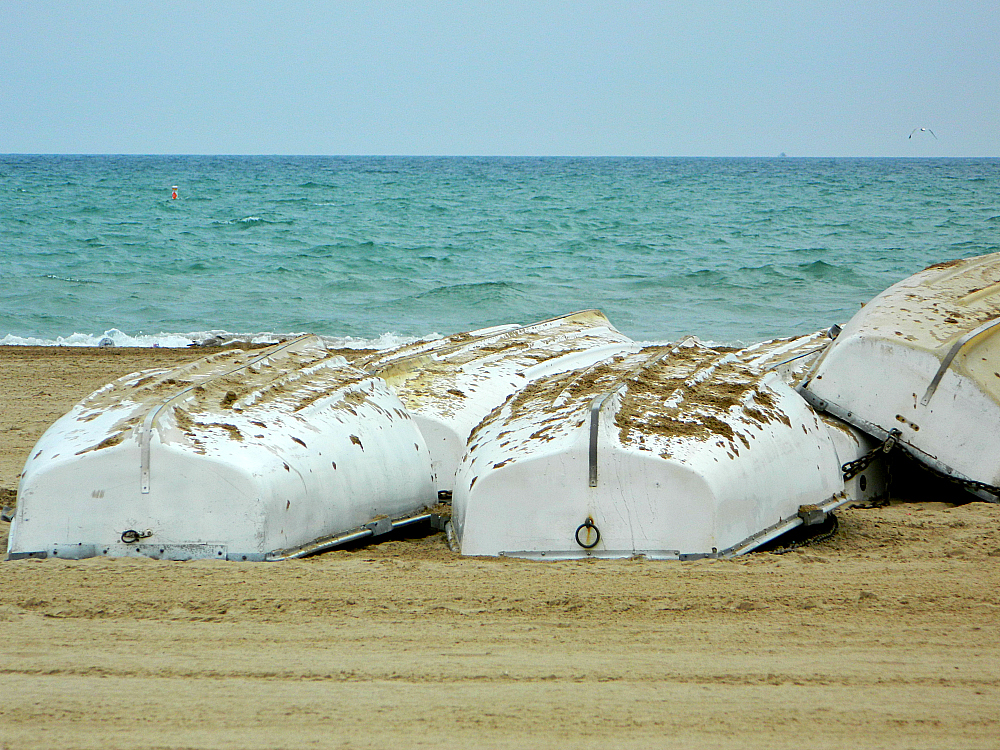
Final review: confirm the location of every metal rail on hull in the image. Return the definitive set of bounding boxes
[497,490,854,561]
[921,317,1000,406]
[586,337,700,488]
[797,386,1000,503]
[139,335,318,494]
[265,510,447,561]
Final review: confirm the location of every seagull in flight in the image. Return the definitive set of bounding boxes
[909,127,937,139]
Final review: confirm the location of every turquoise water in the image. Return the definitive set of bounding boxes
[2,155,998,346]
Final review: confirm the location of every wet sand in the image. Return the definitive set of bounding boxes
[1,346,999,749]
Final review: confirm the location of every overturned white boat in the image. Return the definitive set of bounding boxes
[359,310,637,492]
[7,336,436,561]
[799,252,1000,502]
[451,332,885,559]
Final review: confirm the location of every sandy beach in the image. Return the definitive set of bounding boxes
[1,346,999,749]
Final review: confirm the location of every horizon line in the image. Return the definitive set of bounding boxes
[2,152,996,160]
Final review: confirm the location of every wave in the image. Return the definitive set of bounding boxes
[401,281,526,305]
[212,216,296,227]
[43,274,101,285]
[624,260,866,295]
[643,269,731,290]
[794,259,865,282]
[0,328,426,350]
[734,264,793,282]
[299,240,379,256]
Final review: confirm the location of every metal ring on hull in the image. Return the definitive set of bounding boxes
[575,518,601,549]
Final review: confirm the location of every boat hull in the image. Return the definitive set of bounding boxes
[361,310,637,492]
[799,252,1000,499]
[7,336,436,561]
[453,334,885,559]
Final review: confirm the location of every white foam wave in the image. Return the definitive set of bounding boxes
[319,332,439,350]
[0,328,432,350]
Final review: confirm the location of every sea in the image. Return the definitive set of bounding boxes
[2,155,998,349]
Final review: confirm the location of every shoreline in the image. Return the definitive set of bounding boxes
[1,345,998,747]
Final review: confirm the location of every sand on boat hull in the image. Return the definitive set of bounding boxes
[453,333,887,559]
[360,310,637,492]
[7,336,436,561]
[800,252,1000,501]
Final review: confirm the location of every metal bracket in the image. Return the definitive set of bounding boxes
[797,504,825,526]
[365,517,394,536]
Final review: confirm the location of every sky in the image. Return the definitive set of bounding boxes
[1,0,997,157]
